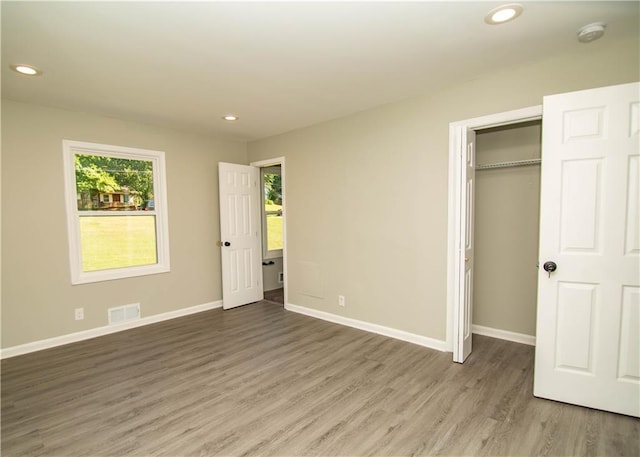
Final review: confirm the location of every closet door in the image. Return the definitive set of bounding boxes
[454,128,475,363]
[534,82,639,417]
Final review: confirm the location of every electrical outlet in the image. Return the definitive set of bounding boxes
[74,308,84,320]
[338,295,346,307]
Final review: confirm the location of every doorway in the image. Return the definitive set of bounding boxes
[473,121,541,345]
[447,105,542,362]
[251,157,287,306]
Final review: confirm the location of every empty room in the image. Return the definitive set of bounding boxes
[2,2,639,456]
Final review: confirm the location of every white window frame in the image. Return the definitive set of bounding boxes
[261,165,283,260]
[62,140,170,285]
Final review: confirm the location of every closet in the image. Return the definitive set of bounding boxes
[473,120,542,340]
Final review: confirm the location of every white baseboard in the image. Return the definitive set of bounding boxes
[1,301,223,359]
[285,303,448,352]
[472,324,536,346]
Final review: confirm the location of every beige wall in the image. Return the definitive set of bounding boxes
[248,36,639,342]
[263,257,284,292]
[473,122,541,336]
[1,100,247,348]
[2,36,638,350]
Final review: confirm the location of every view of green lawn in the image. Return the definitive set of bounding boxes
[265,203,283,251]
[80,216,157,271]
[266,215,283,251]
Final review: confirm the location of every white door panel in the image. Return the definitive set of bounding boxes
[454,128,475,363]
[219,162,263,310]
[534,82,640,417]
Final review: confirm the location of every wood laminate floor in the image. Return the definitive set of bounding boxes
[2,301,639,456]
[263,288,284,305]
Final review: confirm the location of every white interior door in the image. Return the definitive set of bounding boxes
[454,128,476,363]
[218,162,263,310]
[534,82,640,417]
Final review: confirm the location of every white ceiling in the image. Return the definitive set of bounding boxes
[2,1,638,141]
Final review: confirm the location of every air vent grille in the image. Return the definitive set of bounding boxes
[108,303,140,325]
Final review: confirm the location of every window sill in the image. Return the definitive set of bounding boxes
[71,264,170,285]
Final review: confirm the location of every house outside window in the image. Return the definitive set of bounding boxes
[63,140,170,284]
[261,165,283,259]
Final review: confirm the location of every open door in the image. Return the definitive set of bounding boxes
[534,82,639,417]
[454,128,476,363]
[218,162,264,310]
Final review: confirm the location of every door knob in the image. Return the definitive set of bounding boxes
[224,241,231,247]
[543,261,557,277]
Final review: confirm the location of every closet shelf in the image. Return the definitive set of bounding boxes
[476,158,541,170]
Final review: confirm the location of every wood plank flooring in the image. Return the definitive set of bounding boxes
[263,288,284,304]
[2,301,639,456]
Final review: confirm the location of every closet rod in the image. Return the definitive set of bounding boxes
[476,158,541,170]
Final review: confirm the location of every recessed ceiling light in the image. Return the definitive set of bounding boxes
[222,115,239,121]
[10,64,42,76]
[485,4,523,25]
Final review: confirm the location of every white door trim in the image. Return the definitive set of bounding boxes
[446,105,542,359]
[250,157,287,307]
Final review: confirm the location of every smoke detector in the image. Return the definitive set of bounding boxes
[577,22,606,43]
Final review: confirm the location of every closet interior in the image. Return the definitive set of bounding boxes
[473,120,542,340]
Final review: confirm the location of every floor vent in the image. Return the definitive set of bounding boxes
[108,303,140,325]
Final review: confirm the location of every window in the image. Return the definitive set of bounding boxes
[63,140,170,284]
[261,165,283,259]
